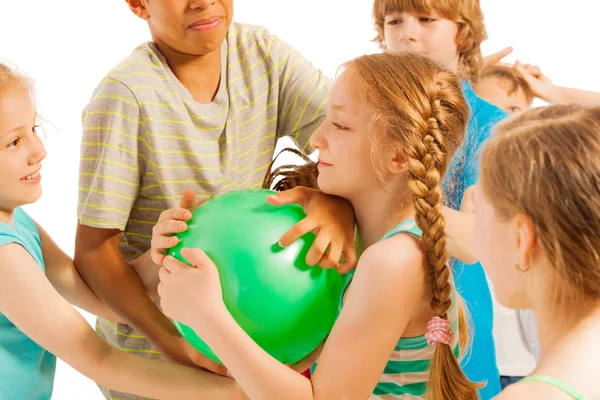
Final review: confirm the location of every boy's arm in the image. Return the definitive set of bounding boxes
[73,227,181,351]
[544,86,600,105]
[515,61,600,105]
[74,224,227,375]
[129,250,160,300]
[445,106,507,265]
[442,206,476,264]
[0,243,242,400]
[75,78,226,374]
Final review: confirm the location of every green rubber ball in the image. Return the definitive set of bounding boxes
[167,188,345,365]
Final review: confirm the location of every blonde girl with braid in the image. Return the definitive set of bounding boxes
[150,51,480,400]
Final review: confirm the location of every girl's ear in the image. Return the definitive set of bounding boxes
[389,147,409,174]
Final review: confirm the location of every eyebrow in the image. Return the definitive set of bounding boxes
[332,104,346,111]
[2,115,37,136]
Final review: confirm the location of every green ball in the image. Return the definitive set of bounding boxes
[167,188,345,365]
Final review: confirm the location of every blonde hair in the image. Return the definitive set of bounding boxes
[265,52,479,399]
[0,62,33,97]
[372,0,488,82]
[480,65,534,104]
[481,105,600,306]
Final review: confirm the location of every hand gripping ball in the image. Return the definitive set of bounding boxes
[168,188,345,365]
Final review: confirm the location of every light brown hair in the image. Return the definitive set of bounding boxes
[0,63,33,98]
[265,52,480,399]
[481,104,600,306]
[372,0,488,82]
[480,65,534,104]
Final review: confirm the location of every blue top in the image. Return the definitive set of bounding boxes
[0,208,57,400]
[443,83,506,208]
[442,83,507,399]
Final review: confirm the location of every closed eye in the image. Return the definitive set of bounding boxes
[331,122,349,130]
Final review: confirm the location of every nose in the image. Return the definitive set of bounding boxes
[309,122,328,151]
[399,17,419,44]
[28,134,47,165]
[189,0,216,10]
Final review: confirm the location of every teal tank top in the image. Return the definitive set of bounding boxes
[0,208,57,399]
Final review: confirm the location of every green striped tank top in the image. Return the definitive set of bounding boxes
[341,219,461,399]
[520,376,586,400]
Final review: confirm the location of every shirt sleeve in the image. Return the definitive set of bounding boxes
[269,36,332,153]
[77,78,144,231]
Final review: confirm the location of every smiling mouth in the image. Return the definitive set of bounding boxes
[21,171,40,181]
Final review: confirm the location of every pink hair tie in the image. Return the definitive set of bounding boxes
[425,316,454,346]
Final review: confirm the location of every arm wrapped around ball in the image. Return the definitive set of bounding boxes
[263,148,357,273]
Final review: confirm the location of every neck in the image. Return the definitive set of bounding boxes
[534,294,600,362]
[350,186,414,251]
[0,206,15,226]
[154,39,222,104]
[447,56,460,75]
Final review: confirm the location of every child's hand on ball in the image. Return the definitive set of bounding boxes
[151,189,209,265]
[158,248,227,327]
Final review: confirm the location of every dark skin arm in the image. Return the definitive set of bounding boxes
[73,224,228,375]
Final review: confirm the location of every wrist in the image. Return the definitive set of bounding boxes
[142,317,181,346]
[192,304,233,339]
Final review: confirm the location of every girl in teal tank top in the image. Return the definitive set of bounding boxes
[472,105,600,400]
[0,62,251,399]
[150,52,481,399]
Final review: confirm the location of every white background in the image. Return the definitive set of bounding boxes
[0,0,598,398]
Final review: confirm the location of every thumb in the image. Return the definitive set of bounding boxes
[179,189,197,212]
[266,186,310,208]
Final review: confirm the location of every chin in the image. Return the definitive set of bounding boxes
[23,188,43,206]
[316,176,338,196]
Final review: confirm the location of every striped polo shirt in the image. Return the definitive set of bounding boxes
[77,22,331,400]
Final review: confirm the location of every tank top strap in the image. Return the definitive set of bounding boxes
[380,219,422,241]
[520,376,586,400]
[338,219,422,312]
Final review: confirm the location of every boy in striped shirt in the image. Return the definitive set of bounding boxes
[74,2,354,399]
